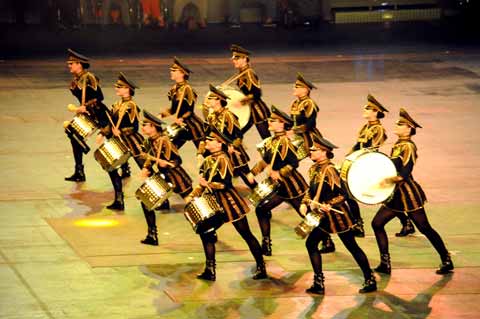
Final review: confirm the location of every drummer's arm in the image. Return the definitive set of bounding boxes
[250,160,268,176]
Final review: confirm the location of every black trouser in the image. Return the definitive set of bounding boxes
[306,228,372,279]
[200,216,264,266]
[141,189,188,230]
[255,194,303,240]
[70,138,84,166]
[372,206,449,261]
[242,117,270,140]
[108,169,123,194]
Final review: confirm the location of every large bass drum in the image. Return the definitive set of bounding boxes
[340,149,396,205]
[248,177,279,208]
[184,194,224,234]
[204,85,250,129]
[135,174,173,211]
[94,137,131,172]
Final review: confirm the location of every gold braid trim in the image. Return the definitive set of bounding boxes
[279,164,293,177]
[251,160,267,176]
[300,98,318,117]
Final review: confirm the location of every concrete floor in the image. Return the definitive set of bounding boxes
[1,46,480,318]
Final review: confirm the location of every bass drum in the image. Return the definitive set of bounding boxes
[340,149,396,205]
[203,85,250,128]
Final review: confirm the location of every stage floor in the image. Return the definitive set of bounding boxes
[1,47,480,318]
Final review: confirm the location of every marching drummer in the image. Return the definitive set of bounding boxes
[138,110,193,245]
[199,85,256,189]
[299,134,377,295]
[287,72,322,148]
[159,57,205,149]
[64,49,109,182]
[101,73,144,211]
[228,44,271,139]
[371,108,453,275]
[186,127,267,281]
[246,105,308,256]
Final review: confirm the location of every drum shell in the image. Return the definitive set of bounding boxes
[248,178,279,208]
[184,194,224,234]
[94,137,131,172]
[294,211,323,239]
[135,174,173,211]
[68,114,98,139]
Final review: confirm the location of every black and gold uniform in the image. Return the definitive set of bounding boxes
[65,49,109,182]
[187,129,267,281]
[160,58,204,149]
[200,85,256,189]
[139,110,193,246]
[104,73,144,211]
[290,73,322,149]
[229,45,271,139]
[301,135,376,295]
[249,106,308,256]
[372,108,453,275]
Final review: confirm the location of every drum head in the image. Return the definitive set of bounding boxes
[347,151,396,205]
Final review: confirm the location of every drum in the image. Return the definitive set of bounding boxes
[135,174,173,211]
[165,123,187,141]
[295,211,323,239]
[204,86,250,128]
[248,178,279,208]
[290,134,309,160]
[67,113,98,139]
[94,137,131,172]
[340,149,396,205]
[184,194,225,234]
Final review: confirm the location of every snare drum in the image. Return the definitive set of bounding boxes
[290,134,309,160]
[67,113,98,139]
[256,137,272,158]
[94,137,131,172]
[294,211,323,239]
[184,194,224,234]
[248,178,279,208]
[165,123,187,141]
[135,174,173,211]
[340,149,396,204]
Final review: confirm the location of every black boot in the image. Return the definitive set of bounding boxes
[141,228,158,246]
[395,218,415,237]
[155,199,170,211]
[65,164,86,182]
[436,254,454,275]
[120,164,131,179]
[306,273,325,295]
[197,259,216,281]
[353,218,365,238]
[261,236,272,256]
[107,192,125,211]
[374,253,391,275]
[252,262,268,280]
[359,273,377,293]
[319,236,335,254]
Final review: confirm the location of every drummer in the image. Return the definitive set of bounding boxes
[229,44,271,139]
[159,57,205,149]
[199,85,256,189]
[246,105,308,256]
[64,49,110,182]
[371,108,453,275]
[101,73,144,211]
[186,127,267,281]
[138,110,193,245]
[300,134,377,295]
[287,72,322,148]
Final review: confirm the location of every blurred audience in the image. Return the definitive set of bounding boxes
[141,0,165,28]
[228,0,277,28]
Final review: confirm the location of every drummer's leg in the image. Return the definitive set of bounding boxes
[233,217,263,266]
[65,138,86,182]
[371,205,397,274]
[198,231,217,280]
[140,202,158,245]
[255,194,283,256]
[107,169,125,210]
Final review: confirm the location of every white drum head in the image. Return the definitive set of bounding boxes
[205,86,250,128]
[347,151,396,205]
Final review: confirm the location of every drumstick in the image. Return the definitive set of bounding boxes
[307,199,345,215]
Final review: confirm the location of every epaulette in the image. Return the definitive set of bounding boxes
[392,141,417,166]
[322,164,341,190]
[274,135,297,160]
[298,98,318,117]
[78,71,99,91]
[124,100,139,123]
[220,110,239,134]
[238,68,260,91]
[176,83,197,106]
